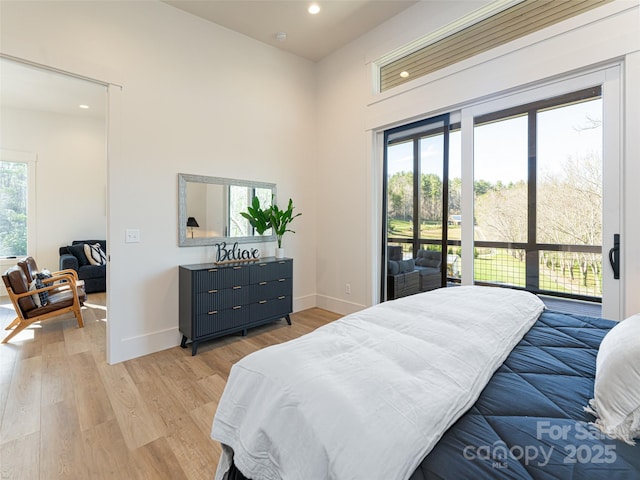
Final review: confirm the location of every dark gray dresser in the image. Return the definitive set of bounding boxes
[179,257,293,355]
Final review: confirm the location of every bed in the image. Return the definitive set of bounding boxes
[211,286,640,480]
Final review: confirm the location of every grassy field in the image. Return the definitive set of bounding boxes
[474,251,601,297]
[473,251,525,286]
[388,218,461,240]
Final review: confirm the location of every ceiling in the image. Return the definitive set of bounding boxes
[162,0,418,62]
[0,57,107,119]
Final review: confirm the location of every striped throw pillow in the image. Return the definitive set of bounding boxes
[84,243,106,266]
[32,271,52,306]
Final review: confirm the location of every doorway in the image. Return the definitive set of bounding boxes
[0,56,109,348]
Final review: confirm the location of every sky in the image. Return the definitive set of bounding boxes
[388,97,602,184]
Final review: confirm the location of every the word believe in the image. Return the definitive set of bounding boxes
[214,242,260,263]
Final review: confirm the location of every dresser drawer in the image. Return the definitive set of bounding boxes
[250,295,292,320]
[196,286,249,312]
[250,278,292,301]
[195,307,247,337]
[193,265,250,292]
[250,260,292,283]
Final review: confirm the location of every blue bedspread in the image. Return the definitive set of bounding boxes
[411,310,640,480]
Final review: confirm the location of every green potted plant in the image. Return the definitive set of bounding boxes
[241,197,301,258]
[269,198,302,258]
[240,196,272,235]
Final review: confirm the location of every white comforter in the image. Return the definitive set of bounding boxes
[212,286,544,480]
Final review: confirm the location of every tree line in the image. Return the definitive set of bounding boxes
[0,161,28,257]
[387,153,602,294]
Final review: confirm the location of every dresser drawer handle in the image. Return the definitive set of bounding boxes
[278,296,286,300]
[208,289,218,294]
[259,300,267,304]
[259,281,267,285]
[278,278,285,282]
[233,305,242,310]
[208,269,218,273]
[278,261,286,264]
[208,310,218,315]
[233,285,242,290]
[259,263,267,267]
[233,266,242,270]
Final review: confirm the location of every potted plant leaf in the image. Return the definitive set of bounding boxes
[241,196,301,258]
[240,196,272,235]
[268,198,301,258]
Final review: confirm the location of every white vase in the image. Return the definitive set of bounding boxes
[275,247,285,258]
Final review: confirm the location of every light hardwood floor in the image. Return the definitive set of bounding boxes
[0,294,341,479]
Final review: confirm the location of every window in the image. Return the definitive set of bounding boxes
[380,63,620,315]
[473,87,603,300]
[0,160,29,258]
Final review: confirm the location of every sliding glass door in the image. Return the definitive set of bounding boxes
[381,67,621,317]
[473,88,603,300]
[466,68,621,317]
[382,114,462,300]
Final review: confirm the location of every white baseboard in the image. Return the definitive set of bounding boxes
[108,327,181,364]
[315,294,366,316]
[108,294,367,364]
[293,293,318,313]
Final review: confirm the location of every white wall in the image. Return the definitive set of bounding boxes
[314,1,490,314]
[1,0,317,363]
[316,1,640,315]
[1,107,106,271]
[2,0,638,361]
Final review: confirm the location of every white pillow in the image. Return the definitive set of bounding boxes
[84,243,106,266]
[586,313,640,445]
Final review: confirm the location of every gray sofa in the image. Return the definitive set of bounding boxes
[59,240,106,293]
[387,246,443,298]
[414,249,442,292]
[386,246,415,299]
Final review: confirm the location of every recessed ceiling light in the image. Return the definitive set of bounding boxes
[308,3,320,14]
[79,104,90,109]
[276,32,287,42]
[400,71,410,78]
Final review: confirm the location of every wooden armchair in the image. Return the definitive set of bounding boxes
[17,256,87,304]
[1,265,84,344]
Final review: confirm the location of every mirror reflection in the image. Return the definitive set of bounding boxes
[178,174,276,246]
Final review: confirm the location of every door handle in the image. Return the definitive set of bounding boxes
[608,233,620,280]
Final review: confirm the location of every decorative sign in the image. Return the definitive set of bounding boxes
[214,242,260,264]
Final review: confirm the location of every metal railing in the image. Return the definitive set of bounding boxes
[386,239,602,302]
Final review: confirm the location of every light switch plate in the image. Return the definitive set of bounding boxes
[125,229,140,243]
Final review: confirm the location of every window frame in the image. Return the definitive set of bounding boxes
[472,86,603,300]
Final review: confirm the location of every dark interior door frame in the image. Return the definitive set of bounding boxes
[381,113,450,301]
